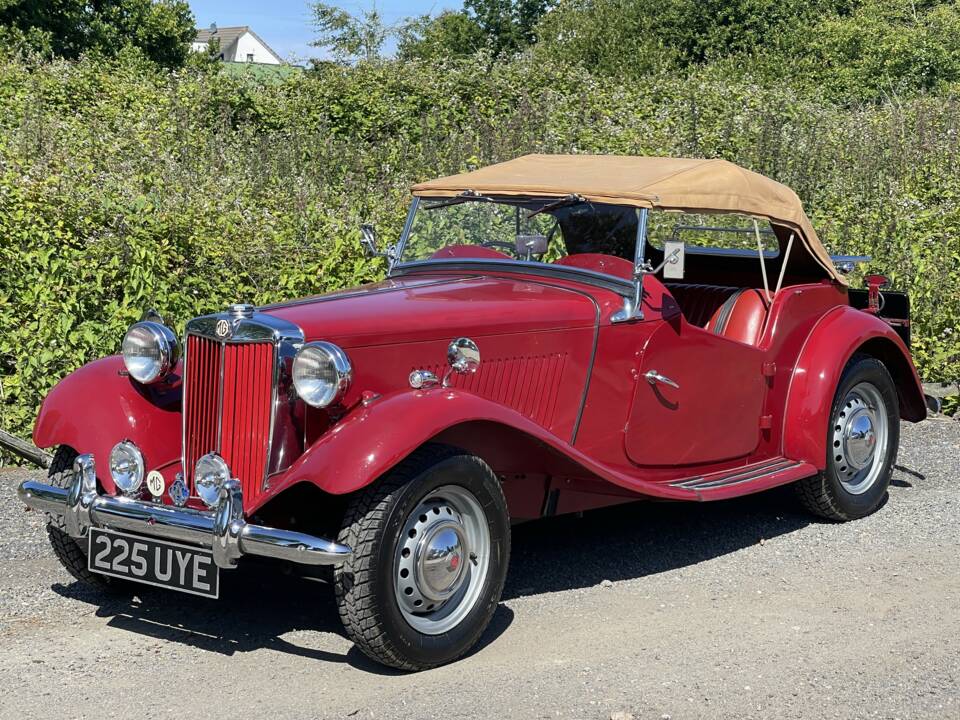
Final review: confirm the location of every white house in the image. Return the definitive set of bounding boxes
[192,25,283,65]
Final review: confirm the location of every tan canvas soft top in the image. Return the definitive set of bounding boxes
[412,154,842,283]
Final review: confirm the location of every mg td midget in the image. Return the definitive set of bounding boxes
[19,155,926,670]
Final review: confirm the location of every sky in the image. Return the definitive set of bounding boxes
[188,0,462,62]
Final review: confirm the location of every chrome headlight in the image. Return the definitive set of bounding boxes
[121,321,179,384]
[194,453,230,508]
[292,341,352,408]
[109,440,144,495]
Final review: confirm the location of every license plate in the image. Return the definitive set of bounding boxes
[87,527,219,598]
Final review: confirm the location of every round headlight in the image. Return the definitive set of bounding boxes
[194,453,230,508]
[292,341,352,408]
[121,321,179,384]
[109,440,144,495]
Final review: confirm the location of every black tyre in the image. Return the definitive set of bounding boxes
[334,444,510,671]
[796,355,900,521]
[45,446,130,592]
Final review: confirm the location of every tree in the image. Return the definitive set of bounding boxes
[466,0,553,55]
[802,0,960,101]
[310,2,393,63]
[398,0,555,62]
[0,0,195,68]
[397,11,484,62]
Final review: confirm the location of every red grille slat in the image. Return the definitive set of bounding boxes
[184,335,274,508]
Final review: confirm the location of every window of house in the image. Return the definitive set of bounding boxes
[247,53,254,62]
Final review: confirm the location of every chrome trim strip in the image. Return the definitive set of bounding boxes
[669,458,798,490]
[216,336,225,453]
[17,469,351,569]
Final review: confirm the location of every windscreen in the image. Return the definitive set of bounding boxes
[399,197,641,267]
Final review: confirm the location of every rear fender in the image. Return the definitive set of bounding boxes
[33,356,183,492]
[783,305,925,468]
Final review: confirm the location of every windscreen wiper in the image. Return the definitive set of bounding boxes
[525,194,588,220]
[423,190,499,210]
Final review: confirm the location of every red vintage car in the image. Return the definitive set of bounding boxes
[19,155,926,670]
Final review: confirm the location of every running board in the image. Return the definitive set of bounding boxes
[666,457,818,501]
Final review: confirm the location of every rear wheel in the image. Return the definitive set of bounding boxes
[796,355,900,521]
[334,444,510,671]
[45,446,130,591]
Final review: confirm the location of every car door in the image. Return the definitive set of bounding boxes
[624,319,766,467]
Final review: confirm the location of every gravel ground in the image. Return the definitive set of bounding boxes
[0,418,958,720]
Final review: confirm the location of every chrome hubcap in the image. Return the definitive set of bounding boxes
[832,382,889,495]
[415,521,467,601]
[394,485,490,635]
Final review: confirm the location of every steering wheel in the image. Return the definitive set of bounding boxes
[480,240,518,257]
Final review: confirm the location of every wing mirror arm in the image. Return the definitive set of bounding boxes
[359,223,399,271]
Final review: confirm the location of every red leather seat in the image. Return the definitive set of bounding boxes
[665,284,768,345]
[665,284,738,327]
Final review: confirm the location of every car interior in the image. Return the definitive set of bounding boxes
[421,199,833,346]
[546,204,803,346]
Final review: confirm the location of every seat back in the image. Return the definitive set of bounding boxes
[665,283,768,345]
[664,284,739,327]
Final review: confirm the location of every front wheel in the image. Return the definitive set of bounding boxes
[796,355,900,521]
[334,444,510,671]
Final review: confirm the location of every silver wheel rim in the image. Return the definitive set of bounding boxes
[832,382,889,495]
[393,484,491,636]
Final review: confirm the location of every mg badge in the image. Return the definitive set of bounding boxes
[215,319,231,338]
[146,470,165,498]
[168,475,189,507]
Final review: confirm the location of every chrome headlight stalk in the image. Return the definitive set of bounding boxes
[292,341,353,408]
[109,440,145,496]
[121,320,180,384]
[195,453,232,509]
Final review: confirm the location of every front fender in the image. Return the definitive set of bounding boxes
[33,356,182,492]
[783,305,925,468]
[260,389,561,505]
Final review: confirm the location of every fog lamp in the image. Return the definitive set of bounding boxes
[194,453,230,508]
[109,440,144,495]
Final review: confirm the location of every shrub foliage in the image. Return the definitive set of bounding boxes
[0,51,957,447]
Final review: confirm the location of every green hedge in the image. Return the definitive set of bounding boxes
[1,52,957,453]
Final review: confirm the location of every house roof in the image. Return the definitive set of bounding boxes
[194,26,284,64]
[412,154,841,282]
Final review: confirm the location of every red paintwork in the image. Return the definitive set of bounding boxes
[33,356,183,495]
[626,320,766,465]
[33,257,927,522]
[265,274,597,351]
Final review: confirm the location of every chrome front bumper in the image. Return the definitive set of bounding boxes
[17,454,351,570]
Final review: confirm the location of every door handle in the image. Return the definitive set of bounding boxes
[645,369,679,390]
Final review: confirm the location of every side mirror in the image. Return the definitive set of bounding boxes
[662,240,685,280]
[360,224,378,258]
